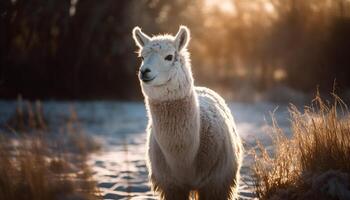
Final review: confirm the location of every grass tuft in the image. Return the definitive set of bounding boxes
[0,97,101,200]
[252,93,350,200]
[0,135,101,200]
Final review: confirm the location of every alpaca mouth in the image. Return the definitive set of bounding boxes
[153,77,172,87]
[141,76,156,83]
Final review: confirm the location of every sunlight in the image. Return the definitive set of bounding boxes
[205,0,276,17]
[263,1,275,13]
[273,68,287,81]
[205,0,236,14]
[69,0,79,17]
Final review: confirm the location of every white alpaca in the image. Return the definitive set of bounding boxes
[132,26,243,200]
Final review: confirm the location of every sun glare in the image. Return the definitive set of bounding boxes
[205,0,236,14]
[263,2,275,13]
[205,0,276,16]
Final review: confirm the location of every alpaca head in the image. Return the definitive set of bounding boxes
[132,26,194,101]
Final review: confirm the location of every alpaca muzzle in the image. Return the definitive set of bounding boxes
[140,68,155,82]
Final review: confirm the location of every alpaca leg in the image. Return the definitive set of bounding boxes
[160,186,190,200]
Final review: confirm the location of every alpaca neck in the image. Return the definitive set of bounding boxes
[147,90,200,166]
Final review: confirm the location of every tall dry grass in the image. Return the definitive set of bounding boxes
[252,93,350,200]
[0,135,100,200]
[0,97,101,200]
[6,95,48,131]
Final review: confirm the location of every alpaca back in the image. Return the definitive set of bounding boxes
[194,87,242,187]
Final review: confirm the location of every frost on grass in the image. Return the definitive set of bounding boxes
[0,97,101,200]
[252,93,350,200]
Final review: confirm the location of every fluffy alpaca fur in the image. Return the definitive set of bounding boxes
[132,26,243,200]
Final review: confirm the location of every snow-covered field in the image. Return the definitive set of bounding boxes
[0,100,291,200]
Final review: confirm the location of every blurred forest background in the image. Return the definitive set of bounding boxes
[1,0,350,101]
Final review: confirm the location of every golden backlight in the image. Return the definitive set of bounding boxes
[205,0,276,15]
[205,0,236,14]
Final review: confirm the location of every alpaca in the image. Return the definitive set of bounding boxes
[132,25,243,200]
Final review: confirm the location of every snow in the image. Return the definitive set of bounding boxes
[0,100,292,200]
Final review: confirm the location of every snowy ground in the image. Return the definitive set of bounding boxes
[0,100,292,200]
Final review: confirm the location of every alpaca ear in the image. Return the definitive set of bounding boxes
[132,26,150,48]
[174,25,190,51]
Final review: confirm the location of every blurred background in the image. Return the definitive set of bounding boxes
[1,0,350,102]
[1,1,350,199]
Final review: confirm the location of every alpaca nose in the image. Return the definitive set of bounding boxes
[141,68,151,76]
[140,68,154,82]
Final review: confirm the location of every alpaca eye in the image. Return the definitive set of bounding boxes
[141,56,144,61]
[165,55,173,61]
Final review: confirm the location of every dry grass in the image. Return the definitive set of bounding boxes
[6,95,48,131]
[0,136,100,200]
[0,97,101,200]
[252,93,350,200]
